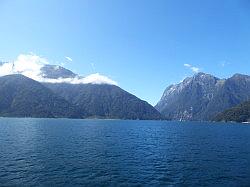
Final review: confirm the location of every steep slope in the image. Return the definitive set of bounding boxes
[214,100,250,122]
[44,83,163,120]
[156,73,250,121]
[204,74,250,119]
[155,73,221,120]
[40,64,77,79]
[0,74,79,118]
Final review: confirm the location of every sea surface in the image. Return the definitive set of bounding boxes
[0,118,250,186]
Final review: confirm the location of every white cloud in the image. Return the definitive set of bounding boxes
[184,63,200,73]
[0,54,117,85]
[65,56,73,62]
[14,54,48,80]
[42,73,118,85]
[0,54,48,80]
[81,73,117,85]
[191,67,200,73]
[184,63,191,67]
[0,62,14,76]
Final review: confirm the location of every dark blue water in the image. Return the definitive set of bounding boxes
[0,118,250,186]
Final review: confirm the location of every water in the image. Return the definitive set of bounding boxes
[0,118,250,186]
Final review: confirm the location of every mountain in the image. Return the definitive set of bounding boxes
[214,100,250,123]
[0,63,162,120]
[40,64,77,79]
[155,73,250,121]
[204,74,250,119]
[0,74,79,118]
[44,83,163,120]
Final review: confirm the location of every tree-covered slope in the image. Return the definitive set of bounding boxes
[214,100,250,122]
[0,74,79,118]
[44,83,163,120]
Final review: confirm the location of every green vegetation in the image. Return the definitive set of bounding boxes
[44,83,163,120]
[0,74,78,118]
[214,100,250,123]
[0,74,162,120]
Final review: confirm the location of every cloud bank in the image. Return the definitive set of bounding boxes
[184,63,200,73]
[0,54,118,85]
[42,73,117,85]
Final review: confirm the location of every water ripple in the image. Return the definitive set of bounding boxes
[0,118,250,186]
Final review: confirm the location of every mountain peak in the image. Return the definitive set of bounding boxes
[156,72,250,121]
[0,59,117,85]
[232,73,250,79]
[193,72,217,79]
[41,64,77,79]
[195,72,207,76]
[1,74,36,83]
[160,72,218,99]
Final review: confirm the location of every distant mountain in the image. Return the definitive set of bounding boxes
[155,73,250,121]
[204,74,250,119]
[40,64,77,79]
[214,100,250,123]
[0,74,79,118]
[0,74,162,120]
[44,83,163,120]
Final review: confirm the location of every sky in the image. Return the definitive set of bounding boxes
[0,0,250,105]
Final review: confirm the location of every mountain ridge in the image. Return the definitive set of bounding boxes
[156,72,250,121]
[41,64,77,79]
[0,74,163,120]
[44,83,163,120]
[0,74,79,118]
[0,64,249,122]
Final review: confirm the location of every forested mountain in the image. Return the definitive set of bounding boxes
[214,100,250,123]
[0,74,78,118]
[44,83,163,120]
[0,74,162,120]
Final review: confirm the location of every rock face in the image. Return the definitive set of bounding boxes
[214,100,250,123]
[44,83,163,120]
[155,73,250,121]
[0,74,78,118]
[40,64,77,79]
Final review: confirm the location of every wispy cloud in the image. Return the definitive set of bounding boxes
[65,56,73,62]
[91,63,95,72]
[184,63,200,73]
[184,63,191,68]
[0,54,118,85]
[219,61,230,67]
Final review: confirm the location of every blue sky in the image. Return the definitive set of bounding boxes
[0,0,250,105]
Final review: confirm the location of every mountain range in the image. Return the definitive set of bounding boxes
[0,71,162,120]
[0,61,249,122]
[155,72,250,121]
